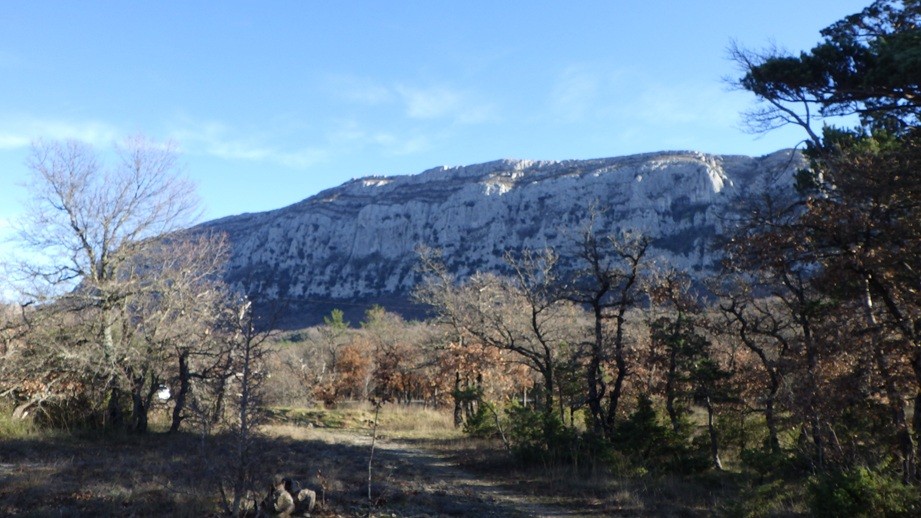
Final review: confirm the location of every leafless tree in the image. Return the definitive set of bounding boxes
[9,136,202,428]
[416,247,580,417]
[129,233,230,433]
[564,216,650,441]
[215,297,276,516]
[714,279,795,455]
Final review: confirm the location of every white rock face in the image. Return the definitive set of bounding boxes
[198,150,800,314]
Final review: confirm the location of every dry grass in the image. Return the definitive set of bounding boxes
[0,403,40,438]
[0,405,478,517]
[0,432,217,517]
[0,403,809,517]
[376,404,460,440]
[267,402,462,440]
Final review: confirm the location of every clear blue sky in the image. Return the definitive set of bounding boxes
[0,1,868,236]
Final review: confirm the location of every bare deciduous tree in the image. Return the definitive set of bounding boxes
[565,217,649,441]
[10,137,202,428]
[215,297,276,516]
[416,248,580,418]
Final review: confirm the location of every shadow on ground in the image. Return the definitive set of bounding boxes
[0,429,547,517]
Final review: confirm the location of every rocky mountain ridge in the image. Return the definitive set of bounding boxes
[197,150,800,326]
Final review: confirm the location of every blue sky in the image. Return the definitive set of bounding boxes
[0,1,868,237]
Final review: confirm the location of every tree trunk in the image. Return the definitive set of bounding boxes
[453,372,463,428]
[666,346,680,433]
[909,354,921,482]
[706,396,723,471]
[604,310,631,440]
[107,385,123,430]
[557,374,566,425]
[170,351,191,433]
[874,339,914,481]
[231,339,253,516]
[765,389,780,454]
[131,388,148,433]
[541,364,555,415]
[864,279,914,480]
[914,391,921,481]
[586,302,606,436]
[212,374,229,425]
[605,351,627,440]
[128,369,150,434]
[803,322,824,469]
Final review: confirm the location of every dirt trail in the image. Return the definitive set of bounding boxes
[370,436,587,517]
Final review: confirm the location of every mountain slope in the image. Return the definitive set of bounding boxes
[197,150,799,325]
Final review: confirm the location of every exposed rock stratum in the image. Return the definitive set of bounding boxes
[197,150,799,326]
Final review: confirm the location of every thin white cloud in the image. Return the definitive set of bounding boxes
[549,66,601,122]
[628,82,741,127]
[327,75,395,105]
[547,65,745,131]
[0,134,29,150]
[395,84,497,124]
[170,120,328,169]
[327,75,497,125]
[0,119,121,149]
[378,134,431,155]
[327,119,432,156]
[0,116,328,169]
[396,85,462,120]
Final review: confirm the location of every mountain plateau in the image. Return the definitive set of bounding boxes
[196,150,800,326]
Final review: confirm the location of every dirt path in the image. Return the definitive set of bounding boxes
[371,437,587,517]
[275,424,616,516]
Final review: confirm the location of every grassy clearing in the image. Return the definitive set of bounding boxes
[266,402,461,441]
[0,403,815,516]
[0,404,470,517]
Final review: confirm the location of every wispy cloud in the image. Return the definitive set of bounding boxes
[396,85,462,119]
[327,75,395,105]
[374,133,431,155]
[547,65,743,131]
[626,82,741,127]
[327,75,497,125]
[0,118,121,149]
[328,119,432,156]
[0,115,330,169]
[397,85,497,124]
[170,120,328,169]
[549,66,602,122]
[0,134,29,150]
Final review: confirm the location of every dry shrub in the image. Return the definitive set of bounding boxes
[0,403,38,438]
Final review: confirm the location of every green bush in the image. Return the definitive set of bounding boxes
[462,401,500,438]
[613,395,670,458]
[505,403,566,463]
[612,395,708,474]
[740,447,795,479]
[724,478,807,518]
[490,403,620,472]
[808,466,919,518]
